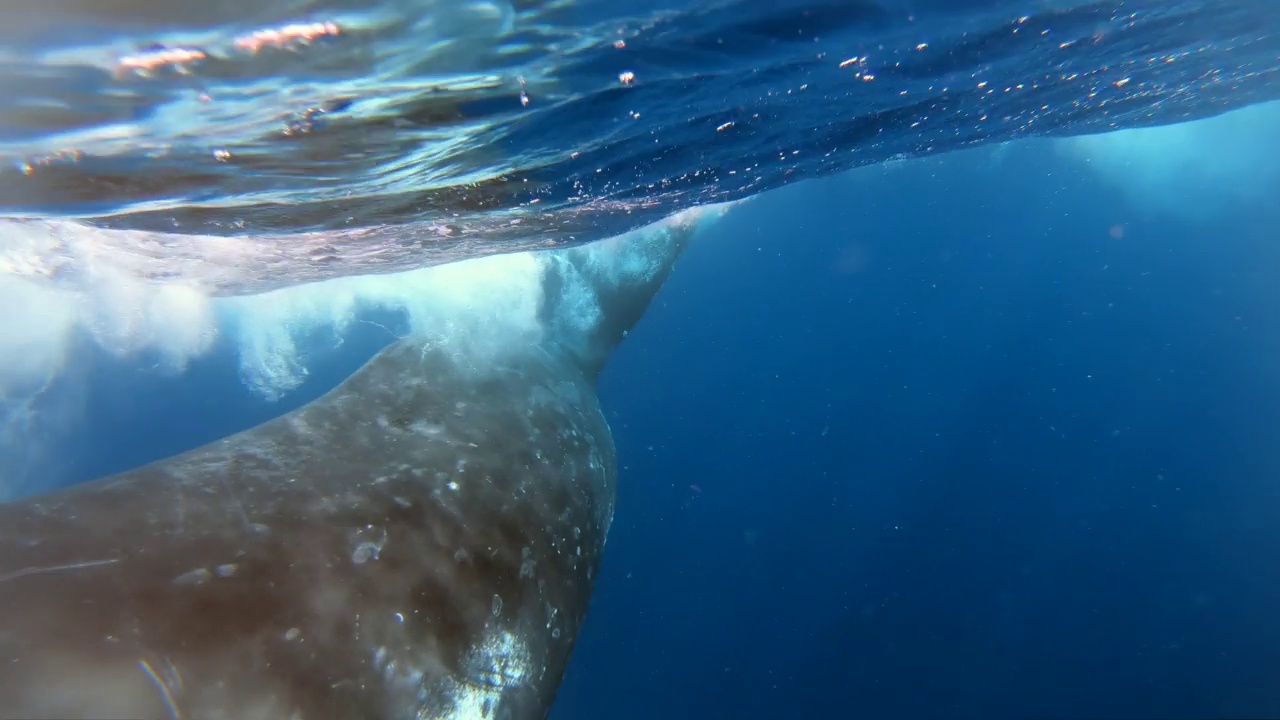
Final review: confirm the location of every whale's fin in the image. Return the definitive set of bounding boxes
[539,209,705,378]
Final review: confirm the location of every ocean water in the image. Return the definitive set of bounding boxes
[2,0,1280,717]
[562,118,1280,718]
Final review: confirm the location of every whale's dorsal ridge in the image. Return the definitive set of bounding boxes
[538,209,702,378]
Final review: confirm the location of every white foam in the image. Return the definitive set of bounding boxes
[0,208,726,496]
[1057,100,1280,218]
[0,257,217,398]
[0,275,80,398]
[0,250,497,493]
[0,208,721,405]
[222,248,546,399]
[0,250,221,498]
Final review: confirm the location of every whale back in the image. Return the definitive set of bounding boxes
[0,213,705,719]
[0,342,611,719]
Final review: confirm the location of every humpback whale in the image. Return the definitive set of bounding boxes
[0,211,704,719]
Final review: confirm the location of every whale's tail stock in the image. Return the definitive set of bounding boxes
[538,207,713,378]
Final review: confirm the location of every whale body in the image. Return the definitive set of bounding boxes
[0,213,701,719]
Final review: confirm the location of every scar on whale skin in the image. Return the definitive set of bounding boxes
[0,208,712,720]
[0,557,120,584]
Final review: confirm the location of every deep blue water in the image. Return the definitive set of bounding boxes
[33,119,1280,717]
[563,142,1280,718]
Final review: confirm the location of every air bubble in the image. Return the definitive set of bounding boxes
[352,542,380,564]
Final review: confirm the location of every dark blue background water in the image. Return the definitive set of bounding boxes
[45,134,1280,718]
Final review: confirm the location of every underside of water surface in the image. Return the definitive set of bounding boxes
[0,0,1276,294]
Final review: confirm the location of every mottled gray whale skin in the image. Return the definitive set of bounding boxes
[0,216,699,720]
